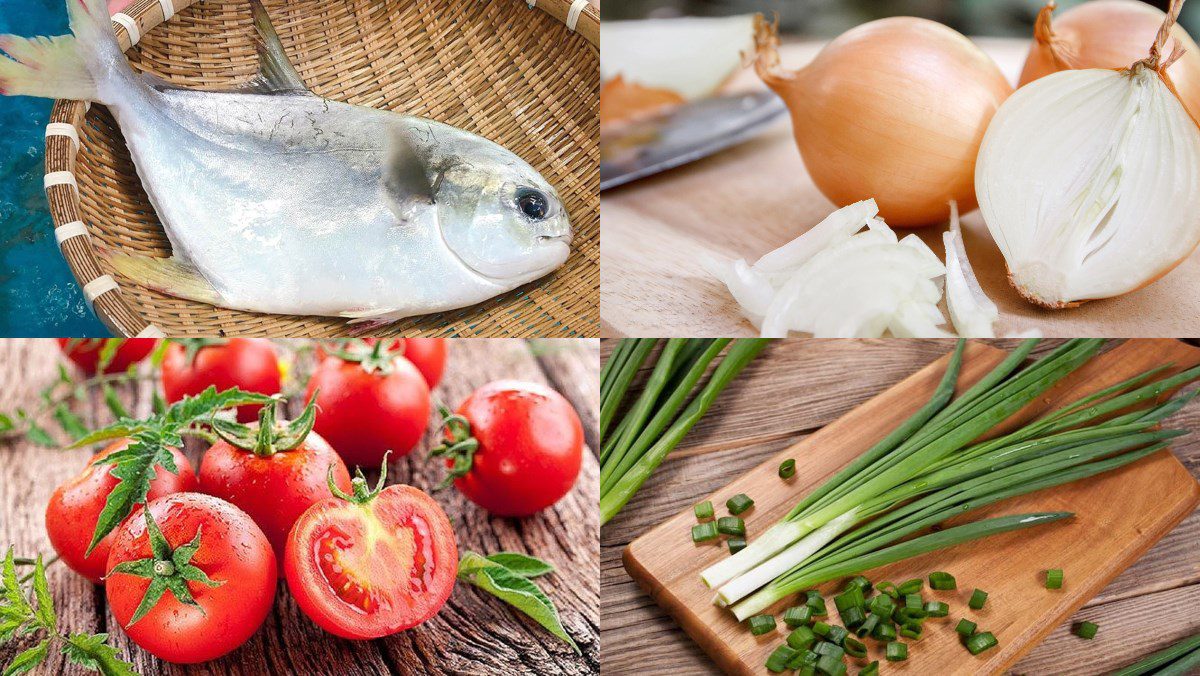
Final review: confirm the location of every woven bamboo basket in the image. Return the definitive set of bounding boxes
[44,0,598,338]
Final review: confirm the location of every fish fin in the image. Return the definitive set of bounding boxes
[339,309,404,335]
[384,130,437,207]
[105,251,223,305]
[242,0,311,95]
[0,0,130,103]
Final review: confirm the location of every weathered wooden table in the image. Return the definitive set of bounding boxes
[600,339,1200,675]
[0,339,599,675]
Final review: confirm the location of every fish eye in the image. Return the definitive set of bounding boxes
[516,188,549,220]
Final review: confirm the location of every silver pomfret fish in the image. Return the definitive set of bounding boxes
[0,0,573,325]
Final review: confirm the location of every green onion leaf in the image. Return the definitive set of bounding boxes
[727,493,755,515]
[1046,568,1064,589]
[788,625,817,650]
[767,645,798,672]
[717,516,746,537]
[784,605,814,628]
[923,601,949,617]
[694,501,714,520]
[885,641,908,661]
[968,589,988,610]
[929,571,956,590]
[956,618,977,636]
[966,631,998,655]
[691,522,719,543]
[780,459,797,480]
[728,538,747,555]
[748,614,776,636]
[1074,621,1098,640]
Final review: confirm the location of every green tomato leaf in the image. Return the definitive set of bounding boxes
[0,413,13,433]
[53,404,89,442]
[86,433,174,554]
[30,557,54,631]
[62,633,137,676]
[485,552,555,578]
[0,550,31,620]
[102,385,129,420]
[2,639,48,676]
[68,424,140,449]
[0,618,24,642]
[458,552,579,654]
[23,424,54,448]
[96,339,122,373]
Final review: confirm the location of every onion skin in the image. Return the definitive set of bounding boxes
[600,75,686,135]
[753,15,1012,228]
[1019,0,1200,121]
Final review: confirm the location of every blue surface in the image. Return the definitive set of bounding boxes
[0,0,109,336]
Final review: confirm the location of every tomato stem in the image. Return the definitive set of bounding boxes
[328,453,391,504]
[429,404,478,489]
[210,393,317,456]
[320,339,406,375]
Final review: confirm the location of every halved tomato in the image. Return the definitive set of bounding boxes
[283,471,457,639]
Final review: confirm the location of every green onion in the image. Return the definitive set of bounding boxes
[784,605,814,628]
[694,501,714,520]
[1113,632,1200,676]
[899,623,923,640]
[904,593,923,610]
[956,619,977,636]
[767,645,798,673]
[790,648,817,670]
[840,606,866,629]
[966,631,998,655]
[827,625,850,646]
[718,516,746,537]
[1046,568,1063,589]
[860,661,879,676]
[871,621,897,642]
[869,594,894,617]
[816,652,845,676]
[728,538,747,555]
[856,614,879,638]
[835,587,865,612]
[1074,621,1098,639]
[727,493,755,515]
[807,593,828,617]
[815,641,844,659]
[788,626,817,650]
[601,339,769,524]
[968,589,988,610]
[748,614,776,635]
[885,641,908,661]
[923,601,949,617]
[813,621,832,637]
[847,575,873,594]
[897,578,923,595]
[929,571,956,590]
[876,581,899,598]
[691,522,719,542]
[844,637,867,658]
[780,459,797,480]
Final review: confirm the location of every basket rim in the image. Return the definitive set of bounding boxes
[44,0,598,338]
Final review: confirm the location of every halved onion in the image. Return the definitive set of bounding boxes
[600,15,755,100]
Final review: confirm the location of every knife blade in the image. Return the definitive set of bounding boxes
[599,91,787,191]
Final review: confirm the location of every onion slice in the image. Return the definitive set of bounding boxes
[943,201,999,337]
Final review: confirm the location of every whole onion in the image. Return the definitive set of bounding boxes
[753,15,1012,227]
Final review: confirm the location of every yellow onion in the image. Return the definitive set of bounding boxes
[1020,0,1200,120]
[753,15,1011,227]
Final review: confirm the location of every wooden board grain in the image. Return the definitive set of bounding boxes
[622,339,1200,675]
[599,38,1200,338]
[0,339,599,675]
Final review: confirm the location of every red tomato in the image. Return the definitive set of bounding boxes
[304,354,431,466]
[105,493,276,663]
[56,338,157,376]
[438,380,583,516]
[400,339,447,388]
[284,478,457,639]
[161,339,281,423]
[45,439,196,583]
[198,415,352,562]
[317,339,447,388]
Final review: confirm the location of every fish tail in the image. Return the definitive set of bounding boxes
[0,0,130,102]
[103,248,223,306]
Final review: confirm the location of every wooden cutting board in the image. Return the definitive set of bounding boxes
[599,39,1200,337]
[623,339,1200,675]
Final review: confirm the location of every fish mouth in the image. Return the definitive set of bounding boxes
[436,217,570,284]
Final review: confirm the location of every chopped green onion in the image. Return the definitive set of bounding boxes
[789,648,816,670]
[727,493,755,515]
[968,589,988,610]
[788,626,817,650]
[955,619,977,636]
[885,641,908,661]
[835,586,865,612]
[728,537,747,555]
[1046,568,1064,589]
[929,571,957,590]
[780,459,797,480]
[840,606,866,629]
[924,601,949,617]
[827,625,850,646]
[816,652,846,676]
[813,621,832,638]
[871,621,897,642]
[844,637,867,658]
[694,501,714,520]
[767,645,798,673]
[904,593,923,610]
[966,631,998,655]
[717,516,746,537]
[869,594,895,617]
[860,661,880,676]
[847,575,873,594]
[807,593,828,617]
[1075,621,1098,639]
[899,623,923,640]
[876,581,899,598]
[815,641,844,661]
[855,614,879,638]
[895,605,925,622]
[748,614,776,635]
[691,522,719,542]
[784,605,814,628]
[897,578,924,595]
